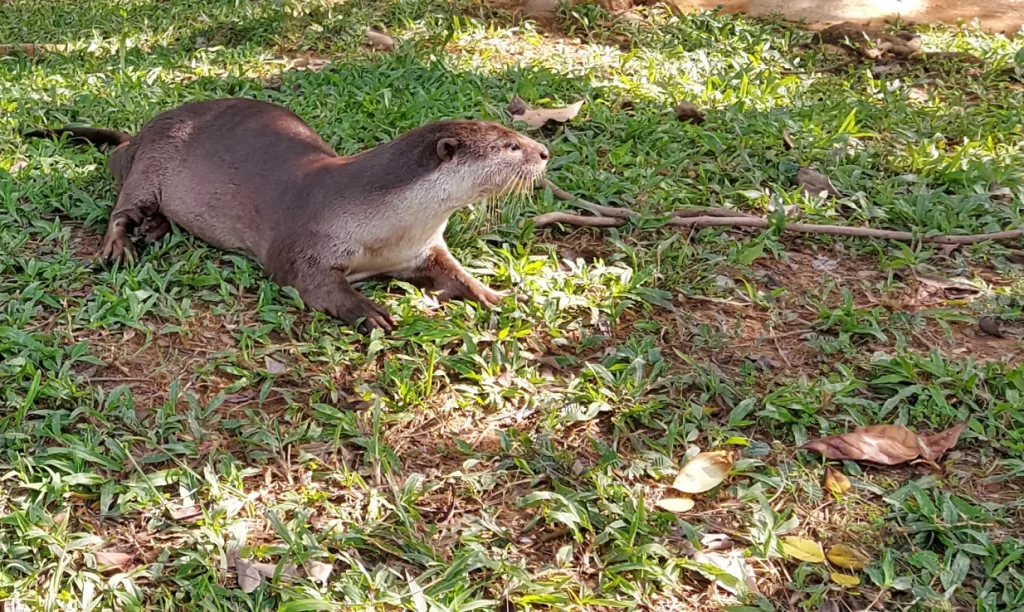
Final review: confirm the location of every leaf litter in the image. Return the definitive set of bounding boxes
[801,421,968,465]
[671,449,736,494]
[507,95,584,129]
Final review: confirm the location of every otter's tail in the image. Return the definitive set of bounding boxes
[23,126,132,147]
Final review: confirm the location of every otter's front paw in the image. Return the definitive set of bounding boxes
[472,285,505,307]
[100,227,136,264]
[337,295,394,333]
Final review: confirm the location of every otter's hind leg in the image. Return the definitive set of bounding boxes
[100,180,161,263]
[399,245,504,306]
[139,214,171,244]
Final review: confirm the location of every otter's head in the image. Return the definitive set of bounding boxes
[402,120,549,207]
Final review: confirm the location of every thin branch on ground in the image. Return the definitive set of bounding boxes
[537,178,758,221]
[533,180,1024,245]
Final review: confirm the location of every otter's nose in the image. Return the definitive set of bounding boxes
[539,145,549,161]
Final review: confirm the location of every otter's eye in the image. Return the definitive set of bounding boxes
[507,142,520,151]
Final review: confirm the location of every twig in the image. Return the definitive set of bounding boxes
[531,212,625,228]
[0,43,69,56]
[781,57,862,75]
[532,181,1024,245]
[536,178,757,222]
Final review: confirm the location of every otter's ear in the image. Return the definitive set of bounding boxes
[436,138,459,162]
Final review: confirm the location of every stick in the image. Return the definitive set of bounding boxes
[532,180,1024,245]
[537,178,757,221]
[781,57,862,75]
[532,212,625,227]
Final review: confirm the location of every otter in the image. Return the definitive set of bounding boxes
[25,98,550,331]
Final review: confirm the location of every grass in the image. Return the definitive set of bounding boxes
[2,0,1024,610]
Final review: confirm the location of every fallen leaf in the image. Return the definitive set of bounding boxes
[782,129,794,150]
[692,550,760,596]
[812,257,839,271]
[914,271,983,297]
[907,86,929,103]
[522,0,557,21]
[824,467,851,495]
[264,356,287,375]
[304,560,333,584]
[989,182,1013,204]
[744,355,778,371]
[819,600,840,612]
[674,101,705,124]
[871,63,902,75]
[713,275,736,290]
[95,550,132,571]
[236,558,298,593]
[0,43,69,57]
[918,421,968,461]
[655,497,695,513]
[831,571,861,587]
[802,422,967,466]
[979,316,1004,338]
[781,536,826,563]
[3,600,31,612]
[507,95,584,129]
[827,544,871,570]
[236,558,263,593]
[168,504,203,522]
[671,450,735,494]
[797,166,842,198]
[801,424,920,465]
[366,28,395,51]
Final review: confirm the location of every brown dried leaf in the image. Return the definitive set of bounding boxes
[508,95,584,129]
[782,129,794,150]
[0,43,69,57]
[801,424,920,465]
[803,421,968,466]
[95,550,132,572]
[797,166,842,198]
[824,467,851,495]
[918,421,968,461]
[522,0,558,21]
[168,504,203,522]
[675,101,705,124]
[366,28,395,51]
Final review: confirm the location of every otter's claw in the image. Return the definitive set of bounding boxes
[100,227,136,264]
[339,296,394,333]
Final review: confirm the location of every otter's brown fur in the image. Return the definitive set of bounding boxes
[25,98,550,330]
